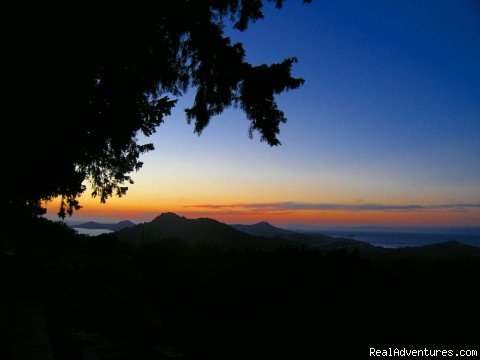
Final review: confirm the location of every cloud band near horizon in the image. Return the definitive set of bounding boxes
[184,202,480,212]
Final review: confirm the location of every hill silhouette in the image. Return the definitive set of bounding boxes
[231,221,377,249]
[115,212,292,250]
[115,213,480,257]
[74,220,136,232]
[383,240,480,263]
[232,221,299,237]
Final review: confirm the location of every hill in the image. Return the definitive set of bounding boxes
[74,220,136,232]
[232,221,300,238]
[231,221,376,249]
[383,240,480,263]
[115,213,379,251]
[115,213,291,251]
[76,215,479,258]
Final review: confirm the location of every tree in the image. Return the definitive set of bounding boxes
[3,1,309,218]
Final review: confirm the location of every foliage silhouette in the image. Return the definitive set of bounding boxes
[4,1,310,218]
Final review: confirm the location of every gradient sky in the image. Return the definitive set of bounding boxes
[47,0,480,227]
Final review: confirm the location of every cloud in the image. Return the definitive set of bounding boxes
[178,210,293,217]
[185,202,480,212]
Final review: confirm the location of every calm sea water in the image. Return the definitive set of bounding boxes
[74,228,113,236]
[319,230,480,248]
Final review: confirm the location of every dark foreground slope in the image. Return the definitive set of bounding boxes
[1,216,479,360]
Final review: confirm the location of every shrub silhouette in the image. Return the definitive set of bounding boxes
[3,1,308,218]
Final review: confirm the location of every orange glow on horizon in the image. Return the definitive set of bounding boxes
[44,196,480,227]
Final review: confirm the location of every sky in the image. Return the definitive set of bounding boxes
[47,0,480,228]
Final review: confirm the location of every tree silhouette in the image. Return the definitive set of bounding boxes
[4,1,309,218]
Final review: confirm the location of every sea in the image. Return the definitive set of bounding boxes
[318,230,480,248]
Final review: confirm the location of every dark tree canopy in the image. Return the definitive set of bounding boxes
[3,1,309,218]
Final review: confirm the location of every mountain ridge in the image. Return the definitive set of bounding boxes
[74,220,136,232]
[231,221,344,247]
[112,212,384,252]
[115,212,294,251]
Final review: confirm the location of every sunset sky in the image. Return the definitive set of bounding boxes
[47,0,480,228]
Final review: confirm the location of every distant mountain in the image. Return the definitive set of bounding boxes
[231,221,365,248]
[79,213,479,257]
[74,220,136,232]
[232,221,298,238]
[114,213,376,251]
[114,213,292,251]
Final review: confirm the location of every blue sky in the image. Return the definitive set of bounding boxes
[225,0,480,184]
[54,0,480,227]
